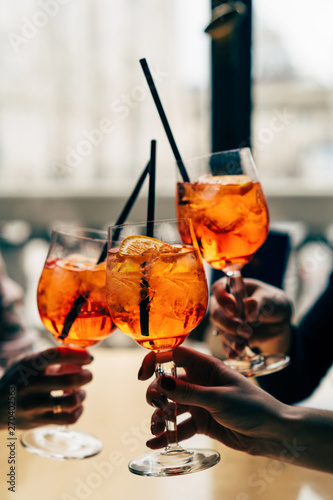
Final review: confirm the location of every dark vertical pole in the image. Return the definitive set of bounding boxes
[211,0,252,152]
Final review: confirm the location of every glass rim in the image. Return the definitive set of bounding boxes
[107,218,192,232]
[107,218,197,249]
[51,226,107,242]
[176,147,252,165]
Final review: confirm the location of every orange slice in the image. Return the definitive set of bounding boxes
[118,235,173,256]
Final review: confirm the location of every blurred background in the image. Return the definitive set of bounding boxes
[1,0,333,346]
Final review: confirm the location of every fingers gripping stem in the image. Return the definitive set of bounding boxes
[226,270,258,361]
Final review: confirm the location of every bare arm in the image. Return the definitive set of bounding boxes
[139,347,333,473]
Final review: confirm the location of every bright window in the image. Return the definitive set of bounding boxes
[1,1,210,191]
[252,0,333,185]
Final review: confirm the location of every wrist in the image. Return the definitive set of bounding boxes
[258,403,307,464]
[251,401,296,459]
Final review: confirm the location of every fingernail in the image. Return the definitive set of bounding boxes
[78,389,86,400]
[151,422,156,434]
[75,405,84,418]
[82,369,93,380]
[138,366,143,380]
[160,376,176,391]
[151,398,164,409]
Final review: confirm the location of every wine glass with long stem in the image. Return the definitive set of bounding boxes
[176,148,290,377]
[106,219,220,476]
[20,227,116,459]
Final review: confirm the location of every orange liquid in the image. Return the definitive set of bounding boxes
[106,245,208,351]
[38,256,115,347]
[176,179,269,270]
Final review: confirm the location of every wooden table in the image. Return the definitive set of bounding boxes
[0,346,332,500]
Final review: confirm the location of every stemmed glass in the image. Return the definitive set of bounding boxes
[20,227,116,459]
[176,148,290,377]
[106,219,220,476]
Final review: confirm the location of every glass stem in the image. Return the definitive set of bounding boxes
[226,269,258,360]
[155,359,182,452]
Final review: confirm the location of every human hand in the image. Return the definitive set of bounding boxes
[139,347,288,457]
[210,278,293,358]
[0,346,93,429]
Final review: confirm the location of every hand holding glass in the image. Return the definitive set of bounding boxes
[176,149,290,376]
[20,227,116,460]
[106,219,220,476]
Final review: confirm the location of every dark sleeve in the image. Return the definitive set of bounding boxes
[259,274,333,404]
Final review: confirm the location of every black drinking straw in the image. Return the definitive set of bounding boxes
[139,58,190,183]
[59,161,151,340]
[146,140,156,237]
[58,292,88,340]
[140,140,157,337]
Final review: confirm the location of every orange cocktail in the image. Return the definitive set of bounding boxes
[106,237,207,351]
[38,255,115,347]
[174,149,289,378]
[105,220,219,476]
[176,174,269,271]
[21,228,114,461]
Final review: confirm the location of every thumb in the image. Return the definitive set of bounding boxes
[157,375,218,410]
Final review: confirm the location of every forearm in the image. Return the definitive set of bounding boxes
[262,404,333,473]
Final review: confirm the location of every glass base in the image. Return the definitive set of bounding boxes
[224,353,290,377]
[128,446,220,477]
[20,425,103,460]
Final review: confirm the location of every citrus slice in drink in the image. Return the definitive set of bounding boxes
[118,235,173,256]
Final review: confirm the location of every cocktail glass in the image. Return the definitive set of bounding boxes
[176,148,290,377]
[20,227,116,459]
[106,219,220,476]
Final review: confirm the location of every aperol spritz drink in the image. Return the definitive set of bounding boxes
[21,227,115,460]
[38,256,114,347]
[106,238,207,351]
[106,219,220,477]
[176,149,289,377]
[177,175,269,271]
